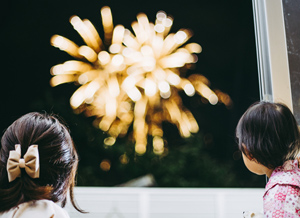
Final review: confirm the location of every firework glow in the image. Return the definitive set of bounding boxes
[50,6,232,155]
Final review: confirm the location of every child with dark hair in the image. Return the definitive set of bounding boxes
[236,101,300,217]
[0,112,83,217]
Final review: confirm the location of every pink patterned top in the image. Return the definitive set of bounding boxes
[264,160,300,217]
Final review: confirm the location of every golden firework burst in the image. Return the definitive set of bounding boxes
[50,6,232,155]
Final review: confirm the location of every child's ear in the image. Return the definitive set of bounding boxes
[242,144,253,160]
[242,144,259,162]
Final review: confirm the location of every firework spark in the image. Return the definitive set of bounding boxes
[50,6,232,155]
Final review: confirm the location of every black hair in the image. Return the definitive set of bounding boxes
[236,101,300,169]
[0,112,83,213]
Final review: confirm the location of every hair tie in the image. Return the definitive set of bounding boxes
[6,144,40,182]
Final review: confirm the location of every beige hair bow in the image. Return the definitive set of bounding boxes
[6,144,40,182]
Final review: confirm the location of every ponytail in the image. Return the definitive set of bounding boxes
[0,176,52,212]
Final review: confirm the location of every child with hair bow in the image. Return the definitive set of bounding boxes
[0,112,84,217]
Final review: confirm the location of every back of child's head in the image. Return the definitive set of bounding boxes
[0,112,81,212]
[236,101,300,169]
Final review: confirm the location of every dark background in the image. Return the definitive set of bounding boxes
[0,0,263,187]
[283,0,300,125]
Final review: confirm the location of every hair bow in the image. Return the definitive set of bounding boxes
[6,144,40,182]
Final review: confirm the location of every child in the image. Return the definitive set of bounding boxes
[236,101,300,217]
[0,112,83,217]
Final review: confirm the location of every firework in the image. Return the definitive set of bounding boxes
[50,6,232,155]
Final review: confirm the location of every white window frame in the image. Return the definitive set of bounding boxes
[252,0,293,111]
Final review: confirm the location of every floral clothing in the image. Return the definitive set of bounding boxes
[264,160,300,217]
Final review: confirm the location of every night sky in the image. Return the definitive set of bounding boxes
[0,0,261,186]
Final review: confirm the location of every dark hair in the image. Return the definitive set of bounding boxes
[236,101,300,169]
[0,112,83,213]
